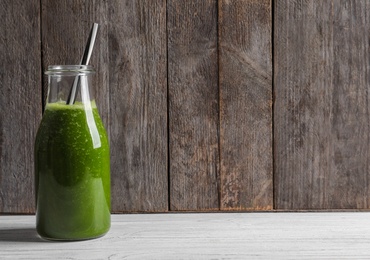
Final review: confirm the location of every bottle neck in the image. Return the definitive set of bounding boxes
[45,65,95,105]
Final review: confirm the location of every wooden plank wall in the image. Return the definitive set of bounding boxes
[168,0,219,211]
[274,0,370,209]
[1,0,370,213]
[0,0,42,213]
[108,0,168,212]
[219,0,272,210]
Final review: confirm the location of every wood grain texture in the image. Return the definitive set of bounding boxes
[3,213,370,259]
[219,0,273,210]
[274,0,370,209]
[168,0,219,210]
[0,0,42,213]
[109,0,168,212]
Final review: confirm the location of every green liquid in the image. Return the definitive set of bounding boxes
[35,101,110,240]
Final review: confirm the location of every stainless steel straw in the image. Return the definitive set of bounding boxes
[66,23,99,105]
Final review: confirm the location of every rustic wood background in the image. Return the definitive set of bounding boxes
[1,0,369,213]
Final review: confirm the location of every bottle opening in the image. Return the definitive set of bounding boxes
[45,65,95,76]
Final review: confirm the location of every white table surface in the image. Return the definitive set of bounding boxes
[1,212,370,259]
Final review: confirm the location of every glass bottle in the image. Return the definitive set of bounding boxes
[35,65,110,240]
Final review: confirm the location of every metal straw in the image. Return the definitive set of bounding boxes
[66,23,99,105]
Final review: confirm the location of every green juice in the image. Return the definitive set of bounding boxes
[35,101,110,240]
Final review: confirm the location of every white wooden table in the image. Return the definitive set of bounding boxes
[1,212,370,259]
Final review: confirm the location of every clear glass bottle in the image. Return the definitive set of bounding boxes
[35,65,110,240]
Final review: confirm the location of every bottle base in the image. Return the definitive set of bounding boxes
[37,230,109,242]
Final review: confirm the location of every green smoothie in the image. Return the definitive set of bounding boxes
[35,101,110,240]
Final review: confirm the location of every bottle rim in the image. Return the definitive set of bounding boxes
[45,65,95,76]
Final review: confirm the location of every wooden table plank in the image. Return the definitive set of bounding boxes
[168,0,219,210]
[274,0,370,209]
[0,0,42,213]
[1,213,370,259]
[219,0,273,210]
